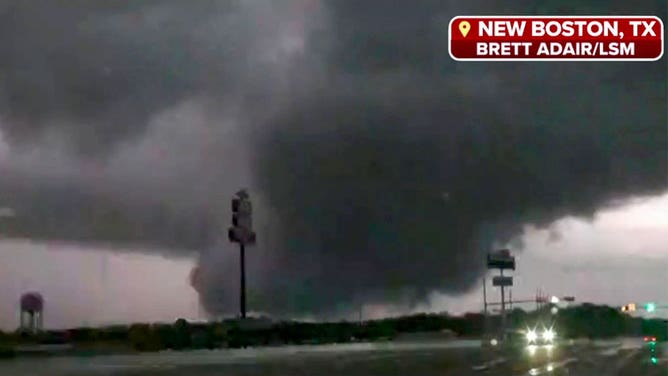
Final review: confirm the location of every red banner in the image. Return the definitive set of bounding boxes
[449,16,664,61]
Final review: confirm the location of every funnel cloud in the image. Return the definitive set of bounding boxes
[0,0,665,319]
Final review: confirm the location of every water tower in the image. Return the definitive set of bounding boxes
[20,292,44,333]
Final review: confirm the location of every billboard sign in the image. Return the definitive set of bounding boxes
[492,276,513,287]
[487,250,516,270]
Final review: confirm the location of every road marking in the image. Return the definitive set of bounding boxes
[599,348,619,356]
[96,364,177,369]
[612,348,641,374]
[523,357,578,375]
[472,356,507,371]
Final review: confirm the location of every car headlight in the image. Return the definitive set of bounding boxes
[543,329,555,342]
[526,330,538,343]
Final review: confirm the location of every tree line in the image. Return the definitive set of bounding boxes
[0,304,665,357]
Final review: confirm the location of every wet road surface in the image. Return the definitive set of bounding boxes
[0,338,664,376]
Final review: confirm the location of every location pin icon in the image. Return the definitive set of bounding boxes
[459,21,471,37]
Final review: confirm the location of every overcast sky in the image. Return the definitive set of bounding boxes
[0,0,666,329]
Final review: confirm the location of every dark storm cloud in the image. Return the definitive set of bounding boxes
[0,0,284,154]
[0,0,666,318]
[242,0,668,316]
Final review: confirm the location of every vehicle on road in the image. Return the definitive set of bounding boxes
[484,322,556,344]
[484,324,557,353]
[522,326,556,347]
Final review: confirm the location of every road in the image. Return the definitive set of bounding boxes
[0,339,665,375]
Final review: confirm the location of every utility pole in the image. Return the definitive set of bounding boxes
[537,289,547,311]
[509,288,513,310]
[228,189,256,319]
